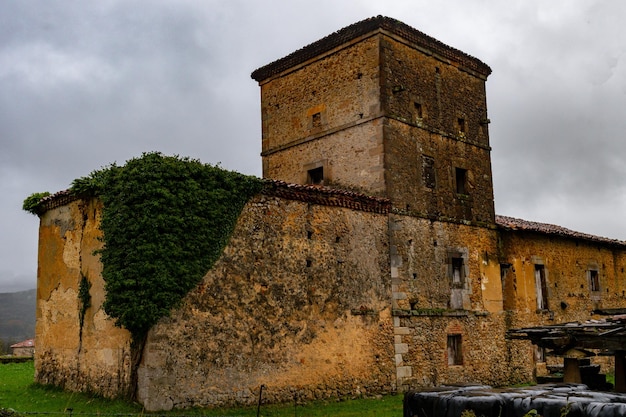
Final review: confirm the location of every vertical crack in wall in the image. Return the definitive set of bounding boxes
[76,202,90,379]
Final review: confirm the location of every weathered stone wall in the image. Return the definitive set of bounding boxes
[499,230,626,377]
[396,312,532,389]
[385,214,528,388]
[263,120,386,194]
[35,198,132,398]
[380,35,489,146]
[260,36,385,194]
[380,36,494,223]
[136,194,395,410]
[499,230,626,327]
[388,214,501,312]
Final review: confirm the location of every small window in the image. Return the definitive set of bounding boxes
[414,102,423,119]
[534,346,546,363]
[307,167,324,185]
[451,257,464,288]
[500,263,511,281]
[590,270,600,292]
[455,168,467,195]
[535,264,549,310]
[458,118,466,134]
[312,112,322,128]
[422,155,436,189]
[447,335,463,366]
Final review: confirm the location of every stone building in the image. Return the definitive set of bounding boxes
[10,339,35,357]
[33,16,626,411]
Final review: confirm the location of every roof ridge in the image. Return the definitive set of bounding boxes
[251,15,491,82]
[496,214,626,246]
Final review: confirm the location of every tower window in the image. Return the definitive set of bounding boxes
[422,155,436,189]
[414,102,423,119]
[312,112,322,128]
[455,168,468,195]
[447,334,463,366]
[457,118,466,134]
[307,166,324,185]
[451,257,464,288]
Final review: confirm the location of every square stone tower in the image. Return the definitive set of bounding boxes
[252,16,495,225]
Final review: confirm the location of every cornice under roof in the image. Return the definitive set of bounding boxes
[251,15,492,82]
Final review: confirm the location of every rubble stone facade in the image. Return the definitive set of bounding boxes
[34,16,626,410]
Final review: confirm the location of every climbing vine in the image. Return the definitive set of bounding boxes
[24,152,264,398]
[69,152,264,342]
[78,274,92,332]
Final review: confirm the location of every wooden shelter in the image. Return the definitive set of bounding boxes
[508,311,626,392]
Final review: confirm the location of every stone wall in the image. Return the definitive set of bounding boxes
[385,214,527,388]
[35,191,396,410]
[35,198,132,397]
[137,193,395,410]
[499,229,626,328]
[499,229,626,378]
[380,35,494,223]
[260,36,385,194]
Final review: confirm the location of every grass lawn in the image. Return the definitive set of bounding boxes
[0,361,403,416]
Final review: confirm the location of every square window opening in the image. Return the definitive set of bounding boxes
[312,112,322,128]
[307,167,324,185]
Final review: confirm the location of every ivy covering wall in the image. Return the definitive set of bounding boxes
[25,152,264,344]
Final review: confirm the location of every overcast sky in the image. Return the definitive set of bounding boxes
[1,0,625,292]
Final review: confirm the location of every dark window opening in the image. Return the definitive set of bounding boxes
[500,263,511,281]
[451,257,464,288]
[447,334,463,366]
[414,102,423,119]
[455,168,468,195]
[458,118,466,134]
[307,167,324,185]
[422,155,436,189]
[535,264,549,310]
[312,112,322,128]
[590,270,600,292]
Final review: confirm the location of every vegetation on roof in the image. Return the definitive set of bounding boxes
[22,192,51,215]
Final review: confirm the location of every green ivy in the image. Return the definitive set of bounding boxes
[78,274,92,332]
[22,192,51,215]
[69,152,264,342]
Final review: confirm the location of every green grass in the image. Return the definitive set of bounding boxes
[0,361,403,416]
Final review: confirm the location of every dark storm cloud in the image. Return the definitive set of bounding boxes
[1,0,625,292]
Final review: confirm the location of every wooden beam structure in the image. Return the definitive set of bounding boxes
[508,315,626,391]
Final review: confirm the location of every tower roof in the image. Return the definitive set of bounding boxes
[251,15,492,82]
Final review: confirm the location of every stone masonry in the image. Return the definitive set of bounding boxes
[33,16,626,410]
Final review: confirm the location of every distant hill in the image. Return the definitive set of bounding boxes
[0,289,36,354]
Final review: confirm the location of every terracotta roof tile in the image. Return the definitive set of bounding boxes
[261,179,391,214]
[10,339,34,348]
[496,214,626,247]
